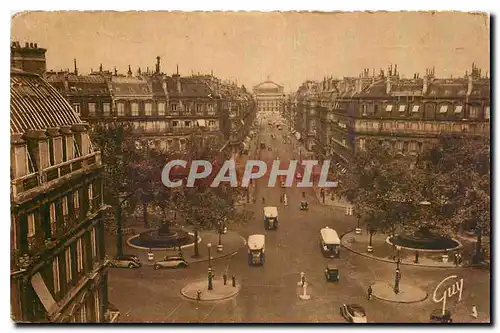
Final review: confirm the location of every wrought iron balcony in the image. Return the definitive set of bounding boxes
[11,151,102,198]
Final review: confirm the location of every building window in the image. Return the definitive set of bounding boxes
[196,104,203,113]
[88,103,96,115]
[184,121,191,128]
[53,257,60,293]
[411,122,418,130]
[397,122,405,130]
[65,247,72,282]
[144,103,152,116]
[469,106,479,118]
[454,105,463,113]
[386,105,393,112]
[73,103,81,115]
[158,102,165,115]
[412,105,420,113]
[53,137,63,165]
[77,238,84,272]
[359,138,366,150]
[172,121,179,128]
[91,228,97,258]
[485,106,490,120]
[73,192,80,217]
[94,292,100,322]
[399,105,406,112]
[439,123,448,132]
[39,140,50,170]
[117,103,125,116]
[208,120,216,127]
[49,202,57,237]
[439,105,448,113]
[171,104,178,112]
[13,145,28,178]
[208,104,214,114]
[103,103,110,116]
[425,123,433,131]
[396,141,403,151]
[131,103,139,116]
[361,105,367,116]
[27,213,36,239]
[409,141,418,152]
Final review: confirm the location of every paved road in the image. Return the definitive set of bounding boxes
[108,121,491,323]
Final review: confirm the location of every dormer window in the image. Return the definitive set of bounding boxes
[412,105,420,113]
[439,105,448,113]
[386,105,393,112]
[454,106,463,114]
[399,105,406,112]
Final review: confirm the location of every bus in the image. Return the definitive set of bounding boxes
[248,234,265,265]
[264,206,279,230]
[320,227,341,258]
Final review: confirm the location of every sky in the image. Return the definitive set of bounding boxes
[11,11,490,92]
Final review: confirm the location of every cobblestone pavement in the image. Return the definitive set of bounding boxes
[107,124,491,323]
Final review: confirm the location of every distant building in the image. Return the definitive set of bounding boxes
[253,79,285,116]
[10,62,116,322]
[290,64,490,171]
[45,59,255,154]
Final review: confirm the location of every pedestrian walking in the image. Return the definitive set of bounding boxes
[367,285,373,300]
[471,306,478,319]
[262,196,265,204]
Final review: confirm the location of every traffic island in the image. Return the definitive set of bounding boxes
[371,282,427,303]
[341,231,481,268]
[181,279,241,301]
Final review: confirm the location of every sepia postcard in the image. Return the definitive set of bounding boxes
[10,11,490,324]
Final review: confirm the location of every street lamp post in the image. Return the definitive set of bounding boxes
[396,245,402,270]
[217,221,224,252]
[115,191,136,256]
[192,229,200,258]
[207,243,212,269]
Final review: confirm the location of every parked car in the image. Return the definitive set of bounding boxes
[154,256,188,270]
[107,254,141,268]
[340,304,367,323]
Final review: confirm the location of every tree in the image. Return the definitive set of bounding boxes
[416,135,490,259]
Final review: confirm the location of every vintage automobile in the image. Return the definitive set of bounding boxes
[340,304,367,323]
[325,265,339,282]
[153,256,188,270]
[300,200,309,210]
[107,254,141,269]
[430,309,453,323]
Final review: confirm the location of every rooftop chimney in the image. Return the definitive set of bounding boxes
[127,65,132,77]
[155,56,161,74]
[386,76,391,94]
[99,63,103,72]
[74,58,78,75]
[467,75,473,96]
[423,75,428,94]
[11,41,47,75]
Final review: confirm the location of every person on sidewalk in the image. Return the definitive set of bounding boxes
[367,285,373,300]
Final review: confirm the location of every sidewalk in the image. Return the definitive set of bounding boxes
[341,230,487,269]
[312,187,351,209]
[105,228,246,267]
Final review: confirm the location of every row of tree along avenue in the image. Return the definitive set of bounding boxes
[337,135,490,263]
[91,122,252,247]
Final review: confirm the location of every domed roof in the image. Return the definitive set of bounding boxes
[253,80,283,91]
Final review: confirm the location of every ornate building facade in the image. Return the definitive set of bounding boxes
[287,64,490,172]
[253,79,285,117]
[10,43,115,322]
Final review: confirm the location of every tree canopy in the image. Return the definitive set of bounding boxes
[338,135,490,240]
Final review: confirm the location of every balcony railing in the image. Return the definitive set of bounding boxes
[11,151,102,198]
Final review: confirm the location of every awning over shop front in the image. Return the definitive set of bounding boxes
[31,272,57,314]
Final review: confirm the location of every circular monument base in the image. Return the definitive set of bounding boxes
[181,279,241,301]
[371,282,427,303]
